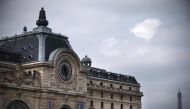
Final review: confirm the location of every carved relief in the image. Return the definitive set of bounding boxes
[0,66,40,86]
[76,72,87,93]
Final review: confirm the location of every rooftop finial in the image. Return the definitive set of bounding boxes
[23,26,27,32]
[36,7,48,27]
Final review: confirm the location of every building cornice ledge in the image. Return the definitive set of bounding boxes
[21,61,54,69]
[0,61,18,69]
[87,76,141,87]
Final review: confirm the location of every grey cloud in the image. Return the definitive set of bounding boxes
[152,23,190,49]
[0,0,190,109]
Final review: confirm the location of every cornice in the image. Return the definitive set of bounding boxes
[0,30,68,42]
[0,83,86,96]
[87,76,141,87]
[0,61,17,69]
[86,96,142,105]
[21,61,54,69]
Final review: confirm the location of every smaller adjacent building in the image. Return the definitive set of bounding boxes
[0,8,143,109]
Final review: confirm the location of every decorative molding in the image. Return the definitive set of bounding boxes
[0,66,40,86]
[21,61,54,69]
[87,76,141,87]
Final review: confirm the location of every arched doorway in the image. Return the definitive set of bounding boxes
[61,105,71,109]
[6,100,29,109]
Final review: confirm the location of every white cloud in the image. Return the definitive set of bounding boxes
[100,37,121,56]
[130,18,161,41]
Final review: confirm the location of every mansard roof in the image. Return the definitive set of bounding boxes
[0,47,21,63]
[0,31,72,63]
[87,67,139,85]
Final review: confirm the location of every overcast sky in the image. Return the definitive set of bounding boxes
[0,0,190,109]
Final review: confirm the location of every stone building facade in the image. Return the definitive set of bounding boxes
[0,8,143,109]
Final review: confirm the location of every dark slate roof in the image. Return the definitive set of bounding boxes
[0,34,39,63]
[0,47,21,63]
[0,31,72,63]
[87,67,138,84]
[81,55,92,63]
[45,35,72,60]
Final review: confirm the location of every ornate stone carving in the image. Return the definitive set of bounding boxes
[50,49,81,92]
[0,66,40,86]
[76,72,87,93]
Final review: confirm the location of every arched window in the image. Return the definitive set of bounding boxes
[120,95,123,100]
[61,105,72,109]
[101,102,104,108]
[121,104,123,109]
[6,100,29,109]
[130,96,132,101]
[129,87,132,91]
[101,91,104,98]
[90,90,93,96]
[90,100,94,107]
[111,103,114,109]
[111,93,114,99]
[130,105,133,109]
